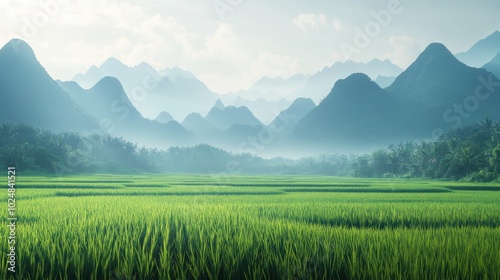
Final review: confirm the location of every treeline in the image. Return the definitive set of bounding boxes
[352,119,500,182]
[0,123,352,175]
[1,120,500,181]
[0,123,154,174]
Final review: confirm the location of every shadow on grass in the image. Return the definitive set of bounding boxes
[54,191,285,197]
[283,188,451,193]
[272,216,500,229]
[18,185,124,189]
[446,186,500,191]
[175,183,371,187]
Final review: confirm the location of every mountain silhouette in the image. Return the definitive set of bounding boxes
[456,31,500,67]
[269,98,316,132]
[155,111,174,124]
[296,59,403,102]
[483,53,500,79]
[205,105,263,130]
[232,97,291,124]
[243,73,310,101]
[388,43,473,106]
[213,99,226,110]
[60,77,194,148]
[0,39,97,132]
[159,66,198,80]
[290,43,500,153]
[292,73,399,150]
[181,113,215,135]
[73,57,217,120]
[387,42,500,133]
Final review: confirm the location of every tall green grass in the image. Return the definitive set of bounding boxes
[1,175,500,279]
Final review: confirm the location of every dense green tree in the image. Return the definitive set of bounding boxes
[490,144,500,173]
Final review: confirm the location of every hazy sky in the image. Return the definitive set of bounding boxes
[1,0,499,93]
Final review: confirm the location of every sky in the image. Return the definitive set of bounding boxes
[1,0,500,93]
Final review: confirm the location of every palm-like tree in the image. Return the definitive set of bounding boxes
[457,146,479,176]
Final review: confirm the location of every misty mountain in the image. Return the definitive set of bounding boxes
[155,111,174,123]
[60,77,194,148]
[374,76,396,88]
[292,73,399,151]
[73,57,217,120]
[73,57,156,89]
[296,59,403,102]
[213,99,226,110]
[180,110,267,154]
[290,42,500,153]
[269,98,316,133]
[205,105,263,130]
[232,97,292,124]
[237,74,310,101]
[456,31,500,67]
[387,42,500,132]
[0,39,97,132]
[214,124,266,152]
[159,66,198,81]
[483,53,500,79]
[221,74,309,123]
[181,113,215,135]
[251,74,310,94]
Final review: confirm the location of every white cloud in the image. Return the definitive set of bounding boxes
[383,36,422,68]
[251,52,300,80]
[333,18,343,31]
[2,0,495,96]
[293,13,329,31]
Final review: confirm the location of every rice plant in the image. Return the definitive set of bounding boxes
[1,175,499,279]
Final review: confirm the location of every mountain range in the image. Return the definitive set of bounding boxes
[295,59,403,102]
[0,39,96,132]
[483,53,500,79]
[290,42,500,153]
[456,31,500,67]
[73,57,217,121]
[59,77,194,148]
[2,32,500,155]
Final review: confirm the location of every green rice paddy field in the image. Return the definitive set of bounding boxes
[2,174,500,279]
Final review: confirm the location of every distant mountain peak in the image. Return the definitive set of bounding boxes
[90,76,127,96]
[85,65,100,75]
[155,111,174,124]
[331,73,387,98]
[487,30,500,39]
[422,42,454,57]
[456,31,500,67]
[214,99,225,110]
[407,42,460,68]
[100,57,126,69]
[1,39,36,60]
[288,97,316,111]
[338,72,373,85]
[467,31,500,51]
[205,105,262,130]
[93,76,122,87]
